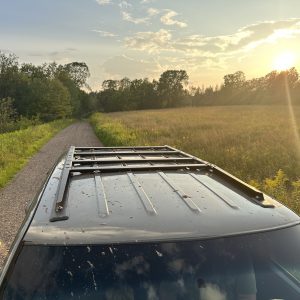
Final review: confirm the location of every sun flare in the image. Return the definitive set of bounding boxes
[273,52,296,71]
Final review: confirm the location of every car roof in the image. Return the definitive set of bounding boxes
[24,146,300,245]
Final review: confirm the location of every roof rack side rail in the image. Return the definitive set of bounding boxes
[167,146,274,208]
[50,146,75,222]
[207,166,275,208]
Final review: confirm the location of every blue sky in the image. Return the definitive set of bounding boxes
[1,0,300,90]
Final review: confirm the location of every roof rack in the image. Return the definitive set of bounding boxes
[50,145,274,222]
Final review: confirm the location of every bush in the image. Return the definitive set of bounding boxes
[0,97,17,133]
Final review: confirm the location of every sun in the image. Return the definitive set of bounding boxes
[272,52,296,71]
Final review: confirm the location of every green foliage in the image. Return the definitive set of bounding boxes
[0,98,41,133]
[194,67,300,106]
[96,70,189,112]
[89,106,300,214]
[0,119,73,188]
[0,51,91,123]
[157,70,189,107]
[262,170,300,213]
[90,113,137,145]
[263,170,289,200]
[0,97,17,133]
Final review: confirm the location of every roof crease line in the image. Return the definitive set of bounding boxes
[128,172,157,215]
[190,173,239,210]
[94,174,110,217]
[158,171,201,213]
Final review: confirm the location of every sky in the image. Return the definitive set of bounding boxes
[1,0,300,90]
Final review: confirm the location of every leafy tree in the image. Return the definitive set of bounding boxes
[223,71,246,89]
[102,79,119,91]
[64,62,90,88]
[0,52,20,99]
[158,70,189,107]
[0,97,17,133]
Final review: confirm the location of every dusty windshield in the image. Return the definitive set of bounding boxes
[2,225,300,300]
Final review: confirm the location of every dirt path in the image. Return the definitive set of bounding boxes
[0,121,102,268]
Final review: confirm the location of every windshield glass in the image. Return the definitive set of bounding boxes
[2,225,300,300]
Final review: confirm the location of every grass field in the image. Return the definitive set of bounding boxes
[90,106,300,213]
[0,119,73,188]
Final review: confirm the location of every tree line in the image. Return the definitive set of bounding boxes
[92,69,189,112]
[1,51,300,132]
[192,68,300,106]
[0,52,96,132]
[94,68,300,111]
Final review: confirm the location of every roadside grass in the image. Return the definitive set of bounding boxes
[90,106,300,213]
[0,119,73,188]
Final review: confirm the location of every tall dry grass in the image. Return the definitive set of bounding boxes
[90,105,300,213]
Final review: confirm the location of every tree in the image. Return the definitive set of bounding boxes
[0,97,17,133]
[102,79,119,91]
[158,70,189,107]
[64,62,90,88]
[20,63,48,79]
[0,52,20,99]
[223,71,246,89]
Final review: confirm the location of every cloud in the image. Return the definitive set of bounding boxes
[125,29,172,53]
[140,0,156,3]
[92,29,118,37]
[125,18,300,58]
[122,11,149,24]
[147,7,159,17]
[160,10,187,28]
[118,1,132,9]
[102,55,162,78]
[123,18,300,75]
[96,0,112,5]
[181,18,300,57]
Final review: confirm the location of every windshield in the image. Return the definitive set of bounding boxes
[2,225,300,300]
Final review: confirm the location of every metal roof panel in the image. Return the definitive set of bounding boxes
[25,147,300,245]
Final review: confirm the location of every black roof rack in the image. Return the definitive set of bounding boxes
[50,145,274,222]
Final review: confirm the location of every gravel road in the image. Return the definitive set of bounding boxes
[0,121,102,268]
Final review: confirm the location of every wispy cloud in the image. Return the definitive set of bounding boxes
[147,7,159,17]
[92,29,118,37]
[95,0,112,5]
[125,19,300,57]
[118,0,131,9]
[160,10,187,28]
[123,18,300,73]
[122,11,148,24]
[125,29,172,53]
[140,0,156,3]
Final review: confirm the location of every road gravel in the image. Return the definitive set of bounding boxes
[0,121,102,268]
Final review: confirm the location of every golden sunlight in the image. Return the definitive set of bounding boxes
[272,52,296,71]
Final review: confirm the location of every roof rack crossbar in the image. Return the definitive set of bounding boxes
[74,150,181,156]
[70,164,207,173]
[75,146,173,151]
[72,157,198,165]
